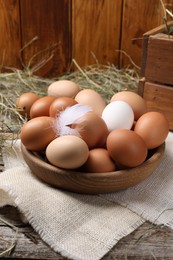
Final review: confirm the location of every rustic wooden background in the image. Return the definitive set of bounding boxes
[0,0,173,77]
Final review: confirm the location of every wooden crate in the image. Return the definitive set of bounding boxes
[139,80,173,130]
[144,33,173,85]
[141,21,173,80]
[139,22,173,130]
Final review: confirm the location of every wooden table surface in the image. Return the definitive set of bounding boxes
[1,155,173,259]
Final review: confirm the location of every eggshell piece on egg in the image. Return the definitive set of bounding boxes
[111,91,147,120]
[20,116,56,151]
[46,135,89,169]
[102,101,134,132]
[47,80,80,98]
[49,97,78,117]
[81,148,116,173]
[134,111,169,149]
[75,89,106,116]
[16,92,40,118]
[30,96,56,118]
[106,129,148,168]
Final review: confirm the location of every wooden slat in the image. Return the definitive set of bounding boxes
[0,225,60,259]
[145,33,173,85]
[1,206,173,259]
[143,81,173,130]
[19,0,72,77]
[1,1,173,76]
[72,0,122,68]
[141,21,173,77]
[120,0,173,68]
[0,0,21,71]
[138,77,145,96]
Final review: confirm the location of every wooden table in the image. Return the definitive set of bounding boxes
[1,156,173,259]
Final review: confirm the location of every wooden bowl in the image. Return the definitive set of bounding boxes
[21,143,165,194]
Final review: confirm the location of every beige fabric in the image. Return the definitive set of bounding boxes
[0,140,144,260]
[0,132,172,259]
[101,132,173,228]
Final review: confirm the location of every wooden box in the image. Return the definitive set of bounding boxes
[141,21,173,81]
[139,22,173,130]
[139,79,173,130]
[144,33,173,85]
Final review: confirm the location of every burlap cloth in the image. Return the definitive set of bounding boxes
[0,132,173,260]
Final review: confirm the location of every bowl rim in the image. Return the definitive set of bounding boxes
[21,143,165,175]
[21,142,165,193]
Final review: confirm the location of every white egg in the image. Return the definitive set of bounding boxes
[101,101,134,132]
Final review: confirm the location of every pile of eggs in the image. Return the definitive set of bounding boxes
[16,80,169,173]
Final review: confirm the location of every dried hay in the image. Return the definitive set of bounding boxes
[0,57,140,150]
[160,0,173,35]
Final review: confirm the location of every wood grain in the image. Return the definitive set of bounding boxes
[141,21,173,77]
[0,0,21,71]
[19,0,72,77]
[21,142,165,194]
[1,206,173,259]
[143,81,173,130]
[145,34,173,85]
[0,0,173,77]
[120,0,173,68]
[0,1,173,76]
[72,0,122,67]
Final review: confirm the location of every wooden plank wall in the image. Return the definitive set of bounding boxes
[72,0,123,67]
[120,0,173,67]
[0,0,172,77]
[0,0,21,70]
[19,0,71,77]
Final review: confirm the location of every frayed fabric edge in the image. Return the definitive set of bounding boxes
[0,184,145,260]
[0,188,145,260]
[0,186,83,260]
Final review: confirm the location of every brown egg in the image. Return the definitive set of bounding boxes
[111,91,147,120]
[81,148,116,173]
[106,129,148,168]
[134,111,169,149]
[16,92,40,118]
[75,89,106,116]
[72,112,109,149]
[47,80,80,98]
[20,116,56,151]
[30,96,56,118]
[49,97,78,117]
[46,135,89,169]
[131,121,137,130]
